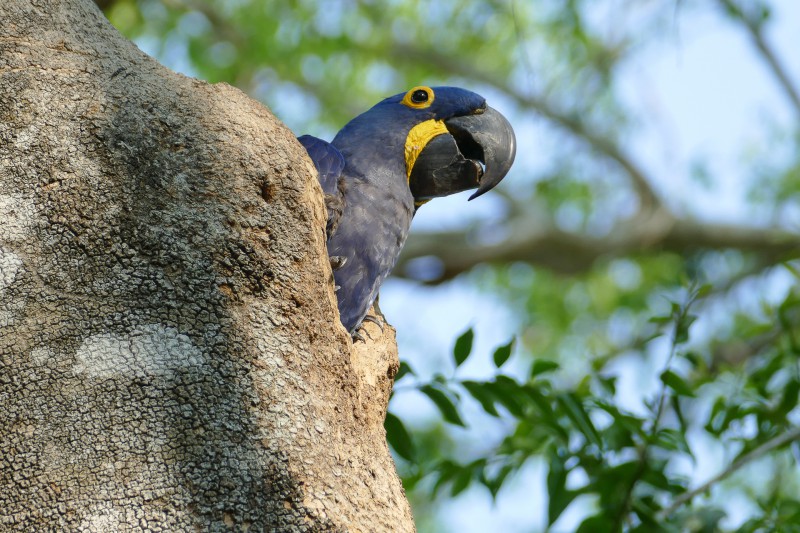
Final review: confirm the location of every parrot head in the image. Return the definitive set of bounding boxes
[332,86,516,206]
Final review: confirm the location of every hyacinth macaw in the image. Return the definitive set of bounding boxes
[299,86,516,336]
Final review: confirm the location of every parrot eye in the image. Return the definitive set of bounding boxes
[411,89,428,103]
[401,86,435,109]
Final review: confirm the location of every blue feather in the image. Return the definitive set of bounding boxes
[297,135,345,197]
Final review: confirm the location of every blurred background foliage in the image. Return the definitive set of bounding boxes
[99,0,800,530]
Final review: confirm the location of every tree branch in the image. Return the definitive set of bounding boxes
[397,210,800,282]
[658,425,800,519]
[717,0,800,117]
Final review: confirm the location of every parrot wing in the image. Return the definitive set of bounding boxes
[298,135,346,238]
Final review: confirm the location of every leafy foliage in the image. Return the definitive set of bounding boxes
[390,281,800,530]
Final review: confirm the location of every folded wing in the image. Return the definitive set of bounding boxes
[298,135,346,237]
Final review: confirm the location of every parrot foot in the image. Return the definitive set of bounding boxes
[329,255,347,270]
[349,313,384,343]
[362,314,385,332]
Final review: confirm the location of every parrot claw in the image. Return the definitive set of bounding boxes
[362,314,385,332]
[351,317,381,342]
[329,255,347,270]
[334,285,341,292]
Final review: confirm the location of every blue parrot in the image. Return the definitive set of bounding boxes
[299,86,516,337]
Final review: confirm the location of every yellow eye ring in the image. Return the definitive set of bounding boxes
[401,86,434,109]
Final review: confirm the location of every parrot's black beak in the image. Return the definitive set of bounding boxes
[409,106,516,202]
[449,106,516,200]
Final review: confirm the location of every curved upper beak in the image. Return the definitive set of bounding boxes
[408,106,516,202]
[448,106,516,200]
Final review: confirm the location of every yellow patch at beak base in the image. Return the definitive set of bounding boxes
[404,119,449,181]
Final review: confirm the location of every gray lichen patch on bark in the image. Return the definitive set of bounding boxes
[0,0,413,531]
[73,324,206,377]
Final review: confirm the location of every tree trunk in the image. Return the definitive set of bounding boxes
[0,1,413,530]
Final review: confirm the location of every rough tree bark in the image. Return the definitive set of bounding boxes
[0,1,413,531]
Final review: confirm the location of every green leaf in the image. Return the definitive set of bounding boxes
[653,428,692,456]
[592,399,645,439]
[705,396,749,436]
[682,507,727,531]
[394,361,415,382]
[547,455,577,525]
[384,411,415,462]
[487,376,528,417]
[557,393,602,448]
[642,465,686,494]
[682,351,703,369]
[432,460,458,497]
[660,370,696,397]
[649,314,673,325]
[694,283,712,298]
[485,463,514,499]
[674,312,697,345]
[596,375,617,396]
[525,385,569,440]
[671,395,690,448]
[776,377,800,416]
[601,418,635,451]
[461,380,500,417]
[450,466,472,497]
[420,384,465,427]
[492,339,514,367]
[577,515,615,533]
[453,327,474,368]
[401,472,422,492]
[784,261,800,280]
[531,359,560,378]
[631,499,670,530]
